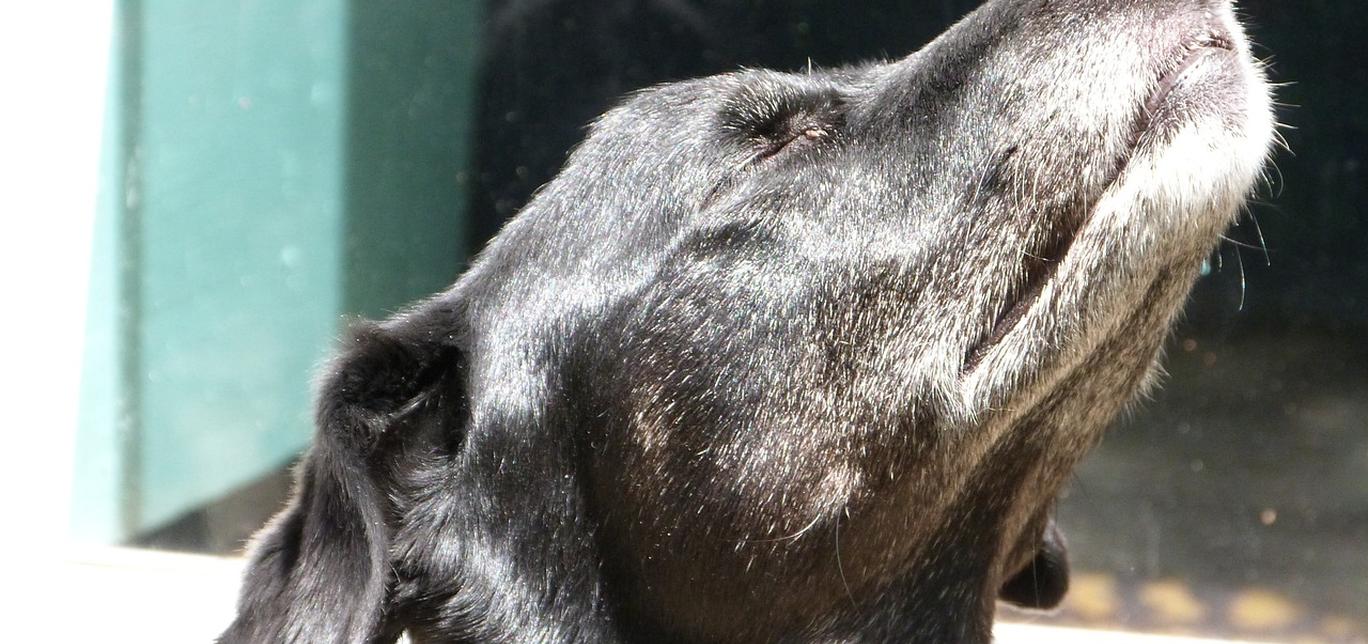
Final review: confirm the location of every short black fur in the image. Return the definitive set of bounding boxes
[223,0,1271,641]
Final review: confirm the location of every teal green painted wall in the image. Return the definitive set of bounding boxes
[343,1,482,318]
[73,0,482,541]
[134,0,349,532]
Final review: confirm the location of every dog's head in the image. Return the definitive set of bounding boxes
[224,1,1273,642]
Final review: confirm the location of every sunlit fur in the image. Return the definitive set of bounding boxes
[222,0,1274,642]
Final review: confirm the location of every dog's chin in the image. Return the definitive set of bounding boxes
[960,12,1273,413]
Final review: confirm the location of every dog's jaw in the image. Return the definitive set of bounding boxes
[959,2,1274,417]
[955,2,1274,617]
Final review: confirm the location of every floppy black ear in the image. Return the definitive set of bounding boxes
[221,317,463,644]
[998,516,1070,610]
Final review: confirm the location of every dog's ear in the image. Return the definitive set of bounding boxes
[998,515,1070,610]
[221,315,464,644]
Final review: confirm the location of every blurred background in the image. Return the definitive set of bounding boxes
[14,0,1365,641]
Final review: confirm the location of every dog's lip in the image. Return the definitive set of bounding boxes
[1137,26,1238,142]
[961,24,1238,376]
[962,232,1072,374]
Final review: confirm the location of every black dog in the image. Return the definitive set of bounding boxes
[222,0,1273,641]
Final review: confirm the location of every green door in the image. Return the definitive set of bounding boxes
[73,0,484,543]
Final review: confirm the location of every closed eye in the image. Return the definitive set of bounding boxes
[752,125,832,163]
[700,123,835,210]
